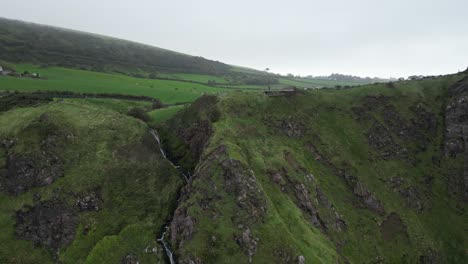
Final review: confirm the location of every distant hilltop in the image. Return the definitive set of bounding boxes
[305,73,395,83]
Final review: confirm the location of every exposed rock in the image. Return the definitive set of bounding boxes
[382,176,405,189]
[266,115,306,137]
[399,186,424,212]
[380,213,408,241]
[316,187,347,232]
[272,247,294,263]
[443,77,468,201]
[120,254,139,264]
[366,120,408,160]
[178,255,203,264]
[0,130,64,195]
[293,183,326,231]
[15,199,78,256]
[350,180,385,215]
[220,159,267,223]
[235,228,259,263]
[170,207,195,250]
[419,248,440,264]
[75,189,102,211]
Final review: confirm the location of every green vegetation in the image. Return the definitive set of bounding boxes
[149,105,186,124]
[0,99,183,263]
[0,64,226,104]
[0,17,230,76]
[159,72,467,263]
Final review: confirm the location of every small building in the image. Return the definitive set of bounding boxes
[265,86,297,97]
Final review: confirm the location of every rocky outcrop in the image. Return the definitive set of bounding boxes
[0,133,64,196]
[354,95,437,162]
[366,120,408,160]
[443,77,468,201]
[316,187,347,232]
[293,183,327,230]
[120,254,140,264]
[170,207,195,250]
[265,115,307,138]
[15,199,78,256]
[221,159,267,222]
[75,189,102,211]
[235,227,259,263]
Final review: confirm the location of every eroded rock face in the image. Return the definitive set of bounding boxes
[0,124,65,196]
[235,228,259,264]
[170,207,195,250]
[443,77,468,201]
[15,199,78,255]
[354,95,437,162]
[293,183,327,230]
[342,173,385,215]
[120,254,139,264]
[221,159,267,223]
[75,189,102,211]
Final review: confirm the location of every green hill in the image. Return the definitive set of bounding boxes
[158,73,467,263]
[0,17,230,76]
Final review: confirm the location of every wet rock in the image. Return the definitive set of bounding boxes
[15,199,78,256]
[170,207,195,249]
[120,254,139,264]
[235,228,259,263]
[380,213,408,241]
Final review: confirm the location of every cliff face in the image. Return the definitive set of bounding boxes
[163,73,467,263]
[443,77,468,202]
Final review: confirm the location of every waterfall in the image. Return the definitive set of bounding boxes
[150,128,191,263]
[158,226,175,264]
[150,129,189,182]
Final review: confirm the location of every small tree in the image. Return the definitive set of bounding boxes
[151,99,164,110]
[127,107,150,122]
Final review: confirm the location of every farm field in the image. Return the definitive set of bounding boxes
[0,64,229,104]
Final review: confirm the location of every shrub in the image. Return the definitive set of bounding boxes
[127,107,150,122]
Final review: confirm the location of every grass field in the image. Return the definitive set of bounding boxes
[0,64,229,104]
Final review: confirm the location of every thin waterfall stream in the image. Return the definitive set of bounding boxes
[150,128,190,264]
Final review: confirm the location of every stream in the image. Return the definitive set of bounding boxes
[150,128,190,264]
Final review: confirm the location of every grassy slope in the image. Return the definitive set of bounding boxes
[0,17,230,76]
[0,64,228,104]
[0,100,183,263]
[163,73,467,263]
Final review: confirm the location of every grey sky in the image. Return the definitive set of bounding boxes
[1,0,467,77]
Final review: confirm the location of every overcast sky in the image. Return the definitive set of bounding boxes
[1,0,467,77]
